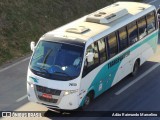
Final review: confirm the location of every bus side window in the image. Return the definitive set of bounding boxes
[138,16,147,39]
[98,38,107,64]
[146,11,156,34]
[118,27,128,51]
[82,42,99,77]
[127,21,138,45]
[107,32,118,58]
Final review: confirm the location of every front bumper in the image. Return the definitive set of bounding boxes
[27,83,79,110]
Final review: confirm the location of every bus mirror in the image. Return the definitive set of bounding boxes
[86,52,94,63]
[30,41,35,51]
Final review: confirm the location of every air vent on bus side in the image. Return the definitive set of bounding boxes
[66,26,89,34]
[86,8,128,24]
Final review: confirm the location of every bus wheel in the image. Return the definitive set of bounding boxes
[131,60,139,76]
[82,92,94,110]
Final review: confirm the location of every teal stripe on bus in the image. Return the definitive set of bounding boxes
[80,31,158,107]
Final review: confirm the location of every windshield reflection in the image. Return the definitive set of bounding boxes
[30,40,84,80]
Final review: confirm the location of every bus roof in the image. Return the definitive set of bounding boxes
[41,2,156,46]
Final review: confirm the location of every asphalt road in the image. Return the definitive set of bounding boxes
[0,0,160,120]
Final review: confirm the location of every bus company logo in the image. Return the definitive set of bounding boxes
[108,51,130,69]
[29,76,39,83]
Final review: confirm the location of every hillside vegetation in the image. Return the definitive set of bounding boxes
[0,0,141,65]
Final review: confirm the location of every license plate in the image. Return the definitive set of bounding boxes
[42,93,52,99]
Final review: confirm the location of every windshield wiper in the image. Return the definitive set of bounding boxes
[35,49,53,73]
[42,49,53,66]
[32,65,49,74]
[53,71,72,79]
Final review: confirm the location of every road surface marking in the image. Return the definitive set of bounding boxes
[115,62,160,95]
[148,0,157,4]
[16,95,27,102]
[0,57,30,73]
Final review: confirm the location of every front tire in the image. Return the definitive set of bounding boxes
[81,92,94,110]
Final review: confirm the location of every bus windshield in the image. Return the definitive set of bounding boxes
[30,40,84,81]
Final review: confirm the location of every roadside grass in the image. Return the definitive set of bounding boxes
[0,0,141,65]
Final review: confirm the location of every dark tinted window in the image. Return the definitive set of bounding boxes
[147,11,156,34]
[83,42,99,77]
[107,32,118,58]
[98,38,107,63]
[127,21,138,45]
[118,27,128,51]
[138,16,147,39]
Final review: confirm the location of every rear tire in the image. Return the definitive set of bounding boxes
[131,60,139,76]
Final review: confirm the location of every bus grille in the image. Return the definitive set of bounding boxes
[36,85,61,96]
[38,96,58,103]
[36,85,61,104]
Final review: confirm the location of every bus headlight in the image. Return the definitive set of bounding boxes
[27,82,34,88]
[64,90,78,96]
